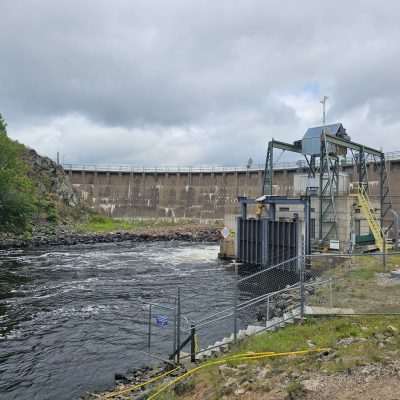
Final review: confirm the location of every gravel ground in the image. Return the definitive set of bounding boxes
[216,362,400,400]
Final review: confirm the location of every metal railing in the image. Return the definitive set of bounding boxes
[62,163,266,173]
[62,151,400,174]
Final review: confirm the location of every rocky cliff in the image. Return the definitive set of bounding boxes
[23,147,78,211]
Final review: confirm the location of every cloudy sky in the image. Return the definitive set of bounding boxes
[1,1,400,166]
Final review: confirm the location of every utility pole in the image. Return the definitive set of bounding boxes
[320,96,328,125]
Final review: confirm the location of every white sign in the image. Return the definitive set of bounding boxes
[329,240,340,250]
[221,227,230,239]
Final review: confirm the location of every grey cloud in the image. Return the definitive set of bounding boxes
[1,0,400,164]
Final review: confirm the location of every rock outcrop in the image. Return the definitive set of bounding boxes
[23,147,78,208]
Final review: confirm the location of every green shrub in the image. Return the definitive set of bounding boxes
[286,381,305,399]
[0,114,37,233]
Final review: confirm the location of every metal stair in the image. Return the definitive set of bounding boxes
[356,184,386,251]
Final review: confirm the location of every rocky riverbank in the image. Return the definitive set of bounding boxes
[0,225,221,249]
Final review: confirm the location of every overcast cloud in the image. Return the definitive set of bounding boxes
[1,0,400,166]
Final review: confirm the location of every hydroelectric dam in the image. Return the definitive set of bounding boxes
[64,154,400,222]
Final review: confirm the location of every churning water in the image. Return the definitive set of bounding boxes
[0,241,236,400]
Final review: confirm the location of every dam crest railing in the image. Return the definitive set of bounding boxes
[62,150,400,174]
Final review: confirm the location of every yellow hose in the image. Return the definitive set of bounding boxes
[148,348,329,399]
[98,350,269,399]
[101,366,181,399]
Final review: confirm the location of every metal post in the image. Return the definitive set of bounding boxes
[268,142,273,196]
[190,324,196,362]
[300,256,305,319]
[379,153,386,271]
[304,196,311,271]
[380,153,384,235]
[319,139,325,241]
[320,95,328,125]
[176,288,181,363]
[380,152,387,271]
[383,239,387,272]
[329,278,333,308]
[147,304,152,351]
[266,296,270,322]
[263,141,274,196]
[233,263,238,344]
[172,297,177,359]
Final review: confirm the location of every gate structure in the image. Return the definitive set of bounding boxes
[236,195,310,266]
[237,218,298,265]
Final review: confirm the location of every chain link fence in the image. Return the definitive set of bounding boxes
[181,257,306,360]
[136,251,400,363]
[304,252,400,315]
[236,257,301,330]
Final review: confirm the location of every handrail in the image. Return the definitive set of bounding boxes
[61,151,400,173]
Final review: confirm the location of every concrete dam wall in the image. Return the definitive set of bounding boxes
[65,160,400,220]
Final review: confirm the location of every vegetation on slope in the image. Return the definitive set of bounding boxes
[308,253,400,313]
[0,114,36,233]
[0,113,83,236]
[157,316,400,399]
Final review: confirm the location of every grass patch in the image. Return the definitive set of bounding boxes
[76,214,201,233]
[231,316,400,374]
[144,317,400,400]
[348,268,375,280]
[308,253,400,313]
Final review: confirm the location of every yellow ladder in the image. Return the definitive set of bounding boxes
[356,184,385,251]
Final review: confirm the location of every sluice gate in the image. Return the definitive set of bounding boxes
[235,195,310,267]
[236,218,298,265]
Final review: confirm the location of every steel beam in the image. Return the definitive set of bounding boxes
[324,134,382,157]
[319,135,339,242]
[263,139,303,196]
[270,139,303,154]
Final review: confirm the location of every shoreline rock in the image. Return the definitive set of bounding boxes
[0,226,221,250]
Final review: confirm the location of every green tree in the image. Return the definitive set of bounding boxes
[0,114,37,233]
[0,114,7,133]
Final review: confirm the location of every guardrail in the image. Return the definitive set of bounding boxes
[62,150,400,173]
[62,163,266,173]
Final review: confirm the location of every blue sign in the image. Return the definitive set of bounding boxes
[155,315,168,327]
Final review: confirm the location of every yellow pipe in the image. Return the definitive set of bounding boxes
[148,348,329,399]
[99,352,275,398]
[100,366,181,399]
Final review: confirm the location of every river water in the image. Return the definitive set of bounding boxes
[0,241,237,400]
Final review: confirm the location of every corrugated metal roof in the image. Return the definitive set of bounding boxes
[303,123,343,139]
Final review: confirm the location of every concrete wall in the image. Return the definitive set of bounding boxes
[66,159,400,221]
